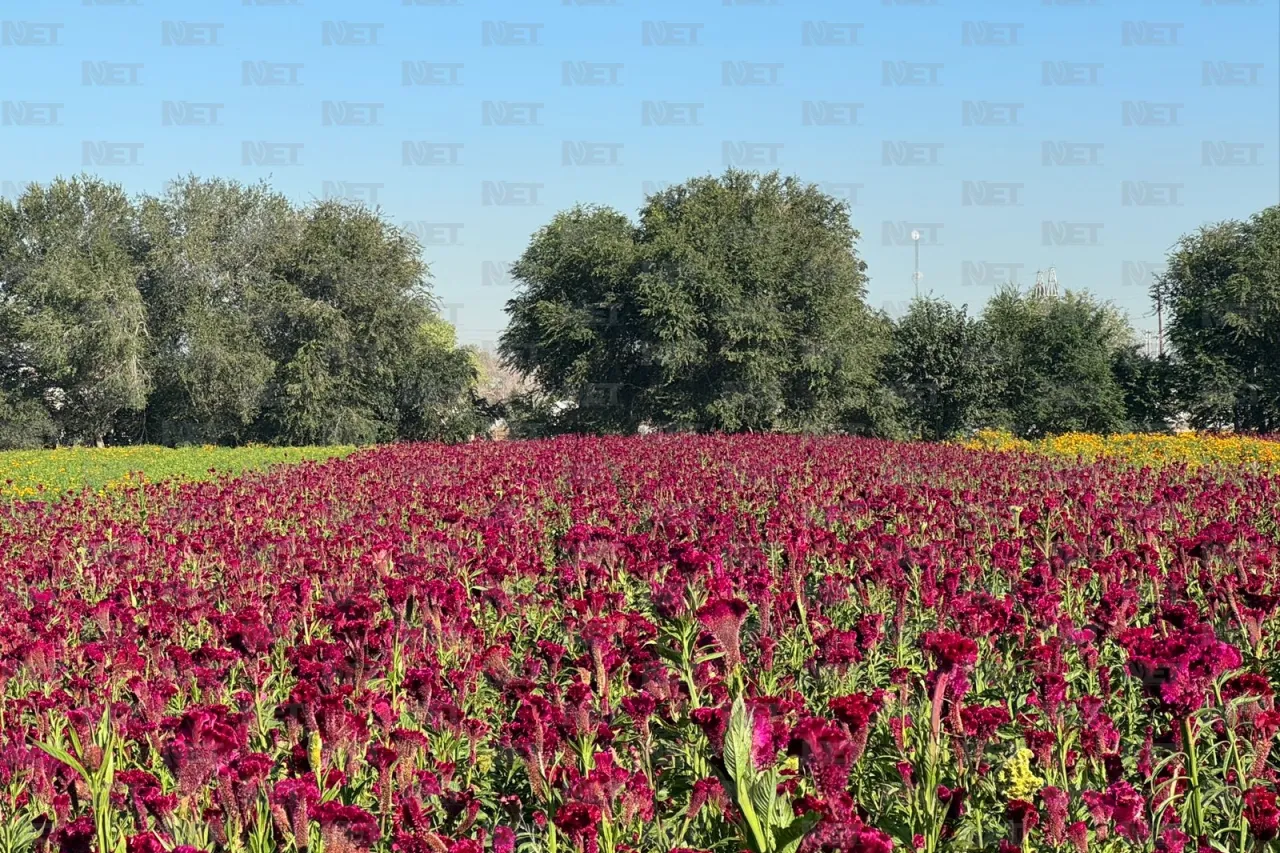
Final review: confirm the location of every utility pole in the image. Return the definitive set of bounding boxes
[911,229,921,299]
[1152,274,1165,357]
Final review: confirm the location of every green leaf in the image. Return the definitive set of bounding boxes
[774,812,820,853]
[723,695,753,790]
[749,770,778,835]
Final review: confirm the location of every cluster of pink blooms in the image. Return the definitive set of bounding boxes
[2,434,1279,852]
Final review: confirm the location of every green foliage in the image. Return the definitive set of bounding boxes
[981,288,1132,437]
[1157,205,1280,432]
[0,444,353,500]
[1111,349,1178,433]
[501,171,891,434]
[0,175,482,449]
[136,176,291,445]
[883,298,995,440]
[0,177,149,446]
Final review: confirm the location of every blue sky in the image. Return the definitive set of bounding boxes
[2,0,1277,350]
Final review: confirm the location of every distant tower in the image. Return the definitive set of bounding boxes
[1032,266,1060,298]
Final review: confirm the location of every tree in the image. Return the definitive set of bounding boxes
[883,298,994,440]
[136,176,293,445]
[1157,205,1280,432]
[501,171,891,434]
[982,288,1130,437]
[261,199,479,445]
[1111,348,1177,433]
[0,176,149,446]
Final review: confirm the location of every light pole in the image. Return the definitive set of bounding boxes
[910,229,922,299]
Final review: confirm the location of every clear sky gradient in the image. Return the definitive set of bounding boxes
[2,0,1278,349]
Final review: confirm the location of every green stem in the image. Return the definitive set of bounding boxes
[1182,717,1205,841]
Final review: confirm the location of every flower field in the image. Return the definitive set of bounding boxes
[3,435,1280,853]
[0,446,352,501]
[963,430,1280,473]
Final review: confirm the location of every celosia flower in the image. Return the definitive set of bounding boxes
[696,598,750,669]
[1244,786,1280,841]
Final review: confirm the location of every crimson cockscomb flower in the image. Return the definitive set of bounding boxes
[1040,786,1069,845]
[788,717,855,796]
[314,801,381,853]
[696,598,749,669]
[1244,786,1280,841]
[272,777,320,850]
[554,801,602,853]
[1006,799,1039,843]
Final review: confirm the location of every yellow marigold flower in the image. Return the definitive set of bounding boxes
[1002,747,1044,801]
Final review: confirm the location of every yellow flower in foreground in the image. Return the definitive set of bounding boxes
[1002,747,1044,801]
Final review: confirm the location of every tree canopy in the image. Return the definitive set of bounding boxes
[0,175,482,448]
[502,171,893,434]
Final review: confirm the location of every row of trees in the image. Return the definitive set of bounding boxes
[0,176,483,448]
[499,171,1279,440]
[1,169,1275,447]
